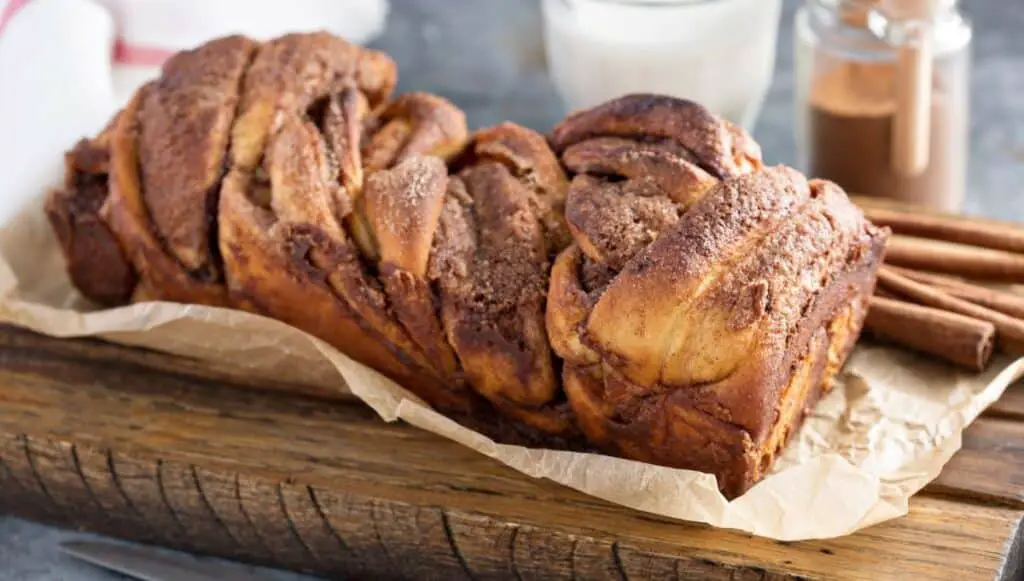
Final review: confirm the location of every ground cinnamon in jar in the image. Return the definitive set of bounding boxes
[796,0,972,212]
[808,60,967,210]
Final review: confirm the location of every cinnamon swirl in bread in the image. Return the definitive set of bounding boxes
[45,118,135,306]
[547,95,888,496]
[45,33,887,498]
[435,123,573,435]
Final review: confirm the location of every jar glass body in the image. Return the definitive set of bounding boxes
[542,0,784,131]
[794,0,972,211]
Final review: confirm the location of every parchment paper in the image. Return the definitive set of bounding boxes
[1,197,1023,542]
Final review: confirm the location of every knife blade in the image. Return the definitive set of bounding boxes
[60,540,265,581]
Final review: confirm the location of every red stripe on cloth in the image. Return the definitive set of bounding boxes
[1,0,171,68]
[113,38,174,67]
[0,0,32,36]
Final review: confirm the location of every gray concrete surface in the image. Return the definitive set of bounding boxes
[2,0,1022,579]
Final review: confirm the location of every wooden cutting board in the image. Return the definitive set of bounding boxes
[0,324,1022,581]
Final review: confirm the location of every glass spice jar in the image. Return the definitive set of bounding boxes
[794,0,972,211]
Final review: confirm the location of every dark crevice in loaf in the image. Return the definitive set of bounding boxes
[550,94,748,179]
[45,135,138,305]
[308,99,404,326]
[455,124,572,258]
[308,90,461,390]
[431,134,574,434]
[558,137,731,271]
[443,166,549,353]
[244,167,275,214]
[202,45,259,286]
[578,255,616,295]
[133,37,256,288]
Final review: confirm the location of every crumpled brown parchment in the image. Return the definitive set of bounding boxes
[1,195,1022,541]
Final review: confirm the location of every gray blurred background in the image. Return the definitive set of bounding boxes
[376,0,1024,220]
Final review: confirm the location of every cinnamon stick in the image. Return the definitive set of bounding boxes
[876,266,1024,354]
[874,286,901,300]
[888,266,1024,319]
[884,235,1024,282]
[865,296,995,370]
[859,204,1024,254]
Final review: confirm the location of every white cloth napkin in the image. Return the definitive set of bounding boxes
[0,0,389,225]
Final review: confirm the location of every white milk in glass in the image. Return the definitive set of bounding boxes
[542,0,784,130]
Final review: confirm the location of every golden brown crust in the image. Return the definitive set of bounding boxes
[103,34,399,307]
[546,95,888,498]
[562,272,876,497]
[551,94,762,178]
[585,166,813,388]
[47,48,890,501]
[230,33,396,173]
[349,92,467,260]
[433,167,569,433]
[105,84,230,305]
[362,92,469,173]
[218,168,436,398]
[136,35,256,278]
[365,157,449,281]
[220,86,464,410]
[422,123,574,435]
[456,122,572,253]
[364,157,460,380]
[48,31,573,431]
[545,244,599,366]
[321,96,468,391]
[214,39,477,411]
[561,137,717,208]
[554,96,763,272]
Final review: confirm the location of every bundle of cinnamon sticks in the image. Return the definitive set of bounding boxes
[855,196,1024,371]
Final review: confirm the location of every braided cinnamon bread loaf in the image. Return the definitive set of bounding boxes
[547,95,889,496]
[45,34,887,498]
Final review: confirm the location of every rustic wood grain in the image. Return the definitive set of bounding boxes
[988,384,1024,420]
[928,417,1024,508]
[0,324,1021,580]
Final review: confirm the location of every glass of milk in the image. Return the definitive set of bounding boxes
[541,0,784,131]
